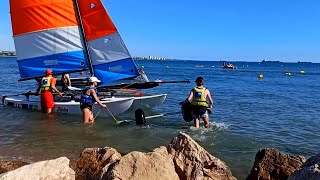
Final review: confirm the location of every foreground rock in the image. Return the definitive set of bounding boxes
[0,161,29,174]
[246,148,306,180]
[0,157,75,180]
[288,153,320,180]
[168,132,236,180]
[1,132,236,180]
[106,146,179,180]
[71,147,121,180]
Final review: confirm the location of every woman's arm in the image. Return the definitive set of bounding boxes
[91,89,106,108]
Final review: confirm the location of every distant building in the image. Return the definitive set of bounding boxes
[0,51,16,57]
[133,56,171,61]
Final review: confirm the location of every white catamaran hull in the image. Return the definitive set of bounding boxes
[2,96,134,117]
[102,94,167,109]
[131,94,167,109]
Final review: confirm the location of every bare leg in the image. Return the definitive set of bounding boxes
[82,108,93,124]
[204,115,209,128]
[194,117,200,128]
[89,111,94,123]
[47,108,53,114]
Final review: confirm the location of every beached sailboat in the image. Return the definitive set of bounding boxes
[1,0,135,117]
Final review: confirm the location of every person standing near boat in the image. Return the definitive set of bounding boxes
[38,69,63,113]
[61,73,71,91]
[180,77,213,128]
[80,76,106,123]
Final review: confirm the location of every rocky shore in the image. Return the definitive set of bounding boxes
[0,132,318,180]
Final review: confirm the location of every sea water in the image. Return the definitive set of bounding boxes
[0,57,320,179]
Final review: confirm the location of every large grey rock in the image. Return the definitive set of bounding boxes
[0,161,29,174]
[288,153,320,180]
[105,146,179,180]
[0,157,75,180]
[246,148,305,180]
[71,147,121,180]
[168,132,236,180]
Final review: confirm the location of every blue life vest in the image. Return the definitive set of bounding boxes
[80,86,98,105]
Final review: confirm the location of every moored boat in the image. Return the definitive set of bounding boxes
[221,61,237,69]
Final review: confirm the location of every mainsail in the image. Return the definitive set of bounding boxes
[10,0,141,85]
[10,0,88,80]
[76,0,140,85]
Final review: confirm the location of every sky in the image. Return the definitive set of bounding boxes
[1,0,320,62]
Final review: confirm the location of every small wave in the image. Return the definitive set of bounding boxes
[182,121,230,132]
[210,121,230,130]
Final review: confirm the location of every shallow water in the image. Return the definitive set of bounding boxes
[1,57,320,179]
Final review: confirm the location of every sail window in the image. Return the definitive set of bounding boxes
[90,3,96,9]
[108,65,123,72]
[104,38,110,44]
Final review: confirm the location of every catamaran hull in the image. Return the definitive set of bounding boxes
[2,97,134,117]
[102,94,167,109]
[131,94,167,109]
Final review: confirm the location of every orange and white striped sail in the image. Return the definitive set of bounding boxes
[10,0,87,79]
[77,0,139,84]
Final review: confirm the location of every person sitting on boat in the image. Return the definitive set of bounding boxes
[60,73,71,92]
[80,76,106,124]
[38,69,63,114]
[180,77,213,128]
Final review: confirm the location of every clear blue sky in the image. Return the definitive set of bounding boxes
[1,0,319,62]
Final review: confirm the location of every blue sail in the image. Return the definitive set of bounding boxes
[93,58,139,85]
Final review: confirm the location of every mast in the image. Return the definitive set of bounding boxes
[73,0,94,76]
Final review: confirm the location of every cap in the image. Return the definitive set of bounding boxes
[195,76,204,82]
[45,69,53,75]
[89,76,101,83]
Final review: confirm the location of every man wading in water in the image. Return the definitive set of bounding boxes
[181,77,213,128]
[38,69,63,113]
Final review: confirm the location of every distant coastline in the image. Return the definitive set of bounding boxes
[0,51,315,63]
[261,60,281,63]
[133,56,172,61]
[0,50,16,57]
[297,61,312,63]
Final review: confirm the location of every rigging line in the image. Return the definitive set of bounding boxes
[73,0,94,76]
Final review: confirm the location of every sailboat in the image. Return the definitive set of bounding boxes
[0,0,136,117]
[59,0,167,109]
